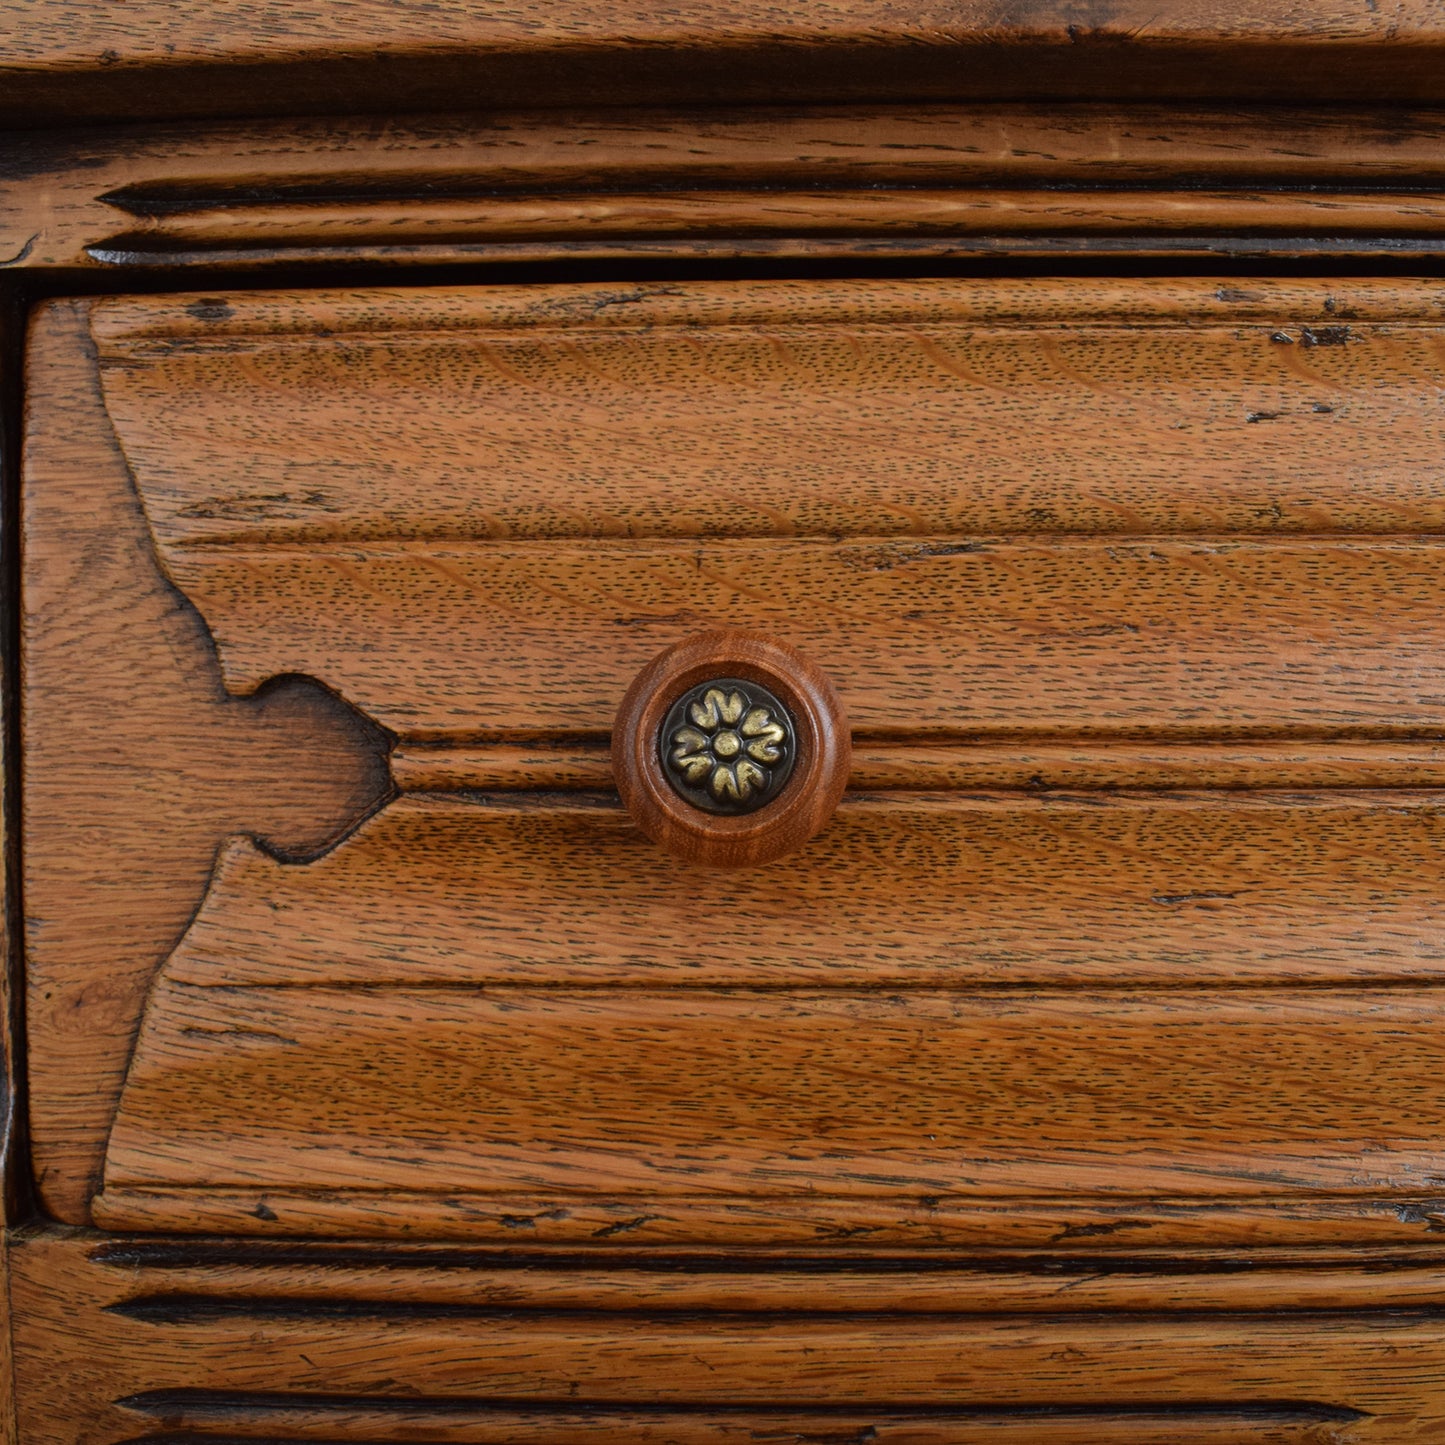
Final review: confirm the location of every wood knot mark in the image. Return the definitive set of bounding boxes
[1396,1202,1445,1232]
[1269,325,1354,347]
[1300,325,1353,347]
[185,297,234,323]
[498,1208,572,1230]
[1053,1218,1152,1240]
[591,1214,662,1238]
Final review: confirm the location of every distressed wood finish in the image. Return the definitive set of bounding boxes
[75,793,1445,991]
[19,70,1445,1429]
[19,1228,1445,1441]
[95,978,1445,1240]
[86,279,1445,742]
[92,278,1445,543]
[100,533,1445,739]
[21,302,391,1223]
[21,106,1445,271]
[27,277,1445,1241]
[16,106,1445,271]
[9,1,1445,122]
[83,1190,1445,1254]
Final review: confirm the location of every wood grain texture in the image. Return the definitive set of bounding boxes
[0,1239,13,1445]
[18,105,1445,270]
[9,1,1445,122]
[12,0,1445,67]
[86,278,1445,742]
[86,1188,1445,1253]
[86,534,1445,741]
[16,46,1445,1441]
[92,277,1445,543]
[395,739,1445,793]
[0,299,18,1236]
[72,1236,1445,1313]
[89,793,1445,992]
[37,277,1445,1244]
[99,982,1445,1212]
[25,1227,1445,1441]
[138,972,1445,1207]
[21,302,391,1224]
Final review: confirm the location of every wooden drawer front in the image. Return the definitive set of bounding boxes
[24,278,1445,1244]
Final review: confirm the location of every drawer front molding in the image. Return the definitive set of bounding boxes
[26,277,1445,1250]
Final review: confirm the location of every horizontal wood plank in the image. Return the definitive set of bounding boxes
[129,793,1445,990]
[74,1238,1445,1314]
[88,1187,1445,1251]
[79,188,1445,267]
[99,969,1445,1231]
[127,536,1445,738]
[87,279,1445,738]
[394,739,1445,792]
[94,278,1445,545]
[10,2,1445,122]
[23,1228,1445,1443]
[14,105,1445,271]
[12,0,1445,71]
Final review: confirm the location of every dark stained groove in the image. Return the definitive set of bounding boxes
[85,1239,1445,1274]
[112,1389,1371,1424]
[31,252,1445,301]
[94,176,1445,217]
[18,32,1445,131]
[83,233,1445,269]
[0,279,30,1226]
[102,1291,1445,1325]
[174,975,1445,994]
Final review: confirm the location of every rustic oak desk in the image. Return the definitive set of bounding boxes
[6,4,1445,1439]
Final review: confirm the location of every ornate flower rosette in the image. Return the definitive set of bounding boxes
[660,678,796,814]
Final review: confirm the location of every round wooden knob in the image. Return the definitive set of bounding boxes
[612,630,850,869]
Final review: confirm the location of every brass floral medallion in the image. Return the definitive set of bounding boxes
[660,677,796,815]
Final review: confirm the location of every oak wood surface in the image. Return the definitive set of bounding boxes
[21,302,390,1224]
[88,801,1445,1242]
[96,971,1445,1239]
[86,793,1445,991]
[19,106,1445,271]
[16,28,1445,1442]
[25,269,1445,1425]
[0,1242,12,1445]
[86,1188,1445,1254]
[31,276,1445,1237]
[7,1,1445,122]
[116,534,1445,740]
[394,739,1445,793]
[87,278,1445,742]
[17,1227,1445,1441]
[0,301,16,1236]
[93,277,1445,546]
